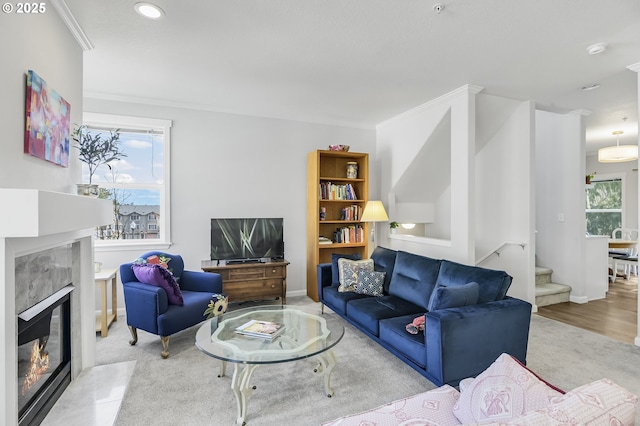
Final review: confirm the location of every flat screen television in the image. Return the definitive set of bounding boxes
[210,218,284,263]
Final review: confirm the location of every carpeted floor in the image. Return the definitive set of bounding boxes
[95,296,640,425]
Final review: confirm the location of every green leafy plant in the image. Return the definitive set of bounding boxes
[389,221,399,229]
[72,125,127,184]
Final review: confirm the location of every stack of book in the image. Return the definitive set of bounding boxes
[235,319,285,339]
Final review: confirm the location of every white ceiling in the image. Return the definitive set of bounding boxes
[64,0,640,155]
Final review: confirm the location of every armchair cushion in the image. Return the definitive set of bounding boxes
[132,263,184,306]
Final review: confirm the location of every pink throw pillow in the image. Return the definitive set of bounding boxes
[453,353,563,424]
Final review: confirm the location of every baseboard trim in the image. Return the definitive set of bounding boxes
[569,295,589,304]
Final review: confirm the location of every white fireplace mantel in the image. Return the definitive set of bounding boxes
[0,189,112,237]
[1,189,112,426]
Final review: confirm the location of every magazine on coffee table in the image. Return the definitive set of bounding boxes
[235,319,285,339]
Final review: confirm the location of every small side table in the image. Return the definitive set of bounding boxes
[95,268,118,337]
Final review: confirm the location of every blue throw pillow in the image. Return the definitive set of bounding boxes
[331,253,362,285]
[427,282,479,312]
[355,270,386,296]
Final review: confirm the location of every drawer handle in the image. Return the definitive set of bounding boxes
[271,284,275,288]
[272,269,276,273]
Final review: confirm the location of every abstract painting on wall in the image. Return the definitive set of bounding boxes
[24,70,71,167]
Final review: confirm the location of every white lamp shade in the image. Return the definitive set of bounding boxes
[598,145,638,163]
[361,201,389,222]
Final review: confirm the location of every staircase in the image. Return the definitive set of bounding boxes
[535,267,571,307]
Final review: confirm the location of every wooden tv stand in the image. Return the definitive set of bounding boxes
[201,259,289,304]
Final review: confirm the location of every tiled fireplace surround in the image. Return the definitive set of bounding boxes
[1,189,111,425]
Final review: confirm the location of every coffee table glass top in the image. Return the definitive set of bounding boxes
[195,305,344,364]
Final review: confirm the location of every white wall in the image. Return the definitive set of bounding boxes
[474,97,535,302]
[535,110,589,301]
[376,86,479,263]
[375,87,535,303]
[85,98,376,310]
[0,10,84,425]
[0,13,83,192]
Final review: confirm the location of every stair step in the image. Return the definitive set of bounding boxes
[535,266,553,285]
[536,282,571,307]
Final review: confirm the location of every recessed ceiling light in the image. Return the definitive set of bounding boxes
[586,42,607,55]
[581,84,601,91]
[134,2,164,19]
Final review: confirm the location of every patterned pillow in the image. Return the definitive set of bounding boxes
[484,379,638,425]
[453,353,564,424]
[321,385,461,426]
[338,258,374,292]
[355,271,385,296]
[132,264,184,305]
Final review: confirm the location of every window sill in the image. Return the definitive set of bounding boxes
[94,240,173,253]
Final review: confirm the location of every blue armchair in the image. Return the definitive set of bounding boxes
[120,251,223,358]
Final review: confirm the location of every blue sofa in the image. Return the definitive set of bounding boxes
[317,247,532,386]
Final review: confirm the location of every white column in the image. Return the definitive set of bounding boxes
[627,62,640,347]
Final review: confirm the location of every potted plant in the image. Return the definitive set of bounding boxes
[389,221,399,234]
[586,172,596,185]
[72,125,126,196]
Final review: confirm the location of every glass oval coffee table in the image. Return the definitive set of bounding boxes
[195,305,345,425]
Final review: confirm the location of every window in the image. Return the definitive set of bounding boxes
[586,177,623,237]
[82,113,171,248]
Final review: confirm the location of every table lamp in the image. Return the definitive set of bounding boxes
[361,200,389,243]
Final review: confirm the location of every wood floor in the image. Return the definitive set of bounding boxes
[536,276,638,344]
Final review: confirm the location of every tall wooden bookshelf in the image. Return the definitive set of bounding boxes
[307,150,369,301]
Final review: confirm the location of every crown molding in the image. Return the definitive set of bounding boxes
[569,109,592,116]
[376,84,484,130]
[50,0,93,51]
[627,62,640,73]
[83,91,376,130]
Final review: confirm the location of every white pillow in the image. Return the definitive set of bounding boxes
[452,353,563,424]
[337,258,374,292]
[481,379,638,426]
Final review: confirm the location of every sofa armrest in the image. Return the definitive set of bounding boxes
[122,281,170,334]
[317,263,333,302]
[425,297,532,386]
[181,270,223,293]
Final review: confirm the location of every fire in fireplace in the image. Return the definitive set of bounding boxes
[17,284,73,426]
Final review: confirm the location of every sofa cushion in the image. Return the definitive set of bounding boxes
[355,271,385,296]
[321,385,461,426]
[452,353,564,424]
[322,286,369,315]
[370,246,397,293]
[347,296,424,336]
[379,314,427,367]
[485,378,638,426]
[436,260,512,304]
[331,253,361,285]
[338,258,374,292]
[428,282,480,311]
[132,263,184,305]
[388,251,441,310]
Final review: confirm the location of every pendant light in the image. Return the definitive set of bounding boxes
[598,130,638,163]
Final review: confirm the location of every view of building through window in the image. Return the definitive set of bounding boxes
[83,125,166,241]
[585,178,622,237]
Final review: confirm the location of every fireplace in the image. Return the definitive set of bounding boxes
[17,285,73,426]
[0,189,112,426]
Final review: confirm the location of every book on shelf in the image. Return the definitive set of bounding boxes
[332,224,364,244]
[319,236,332,244]
[235,319,285,339]
[319,182,358,201]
